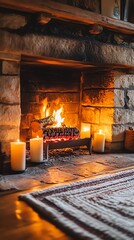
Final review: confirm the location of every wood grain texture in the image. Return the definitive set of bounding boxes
[0,0,134,34]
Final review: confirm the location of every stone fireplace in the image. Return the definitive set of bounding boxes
[0,0,134,157]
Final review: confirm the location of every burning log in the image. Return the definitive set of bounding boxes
[43,127,80,140]
[30,116,55,137]
[31,116,80,140]
[32,116,55,128]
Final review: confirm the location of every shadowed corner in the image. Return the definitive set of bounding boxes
[0,143,12,175]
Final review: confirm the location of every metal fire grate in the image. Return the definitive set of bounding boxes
[44,136,92,160]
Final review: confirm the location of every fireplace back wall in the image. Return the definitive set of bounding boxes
[20,65,81,141]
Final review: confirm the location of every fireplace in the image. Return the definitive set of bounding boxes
[20,65,81,140]
[0,0,134,157]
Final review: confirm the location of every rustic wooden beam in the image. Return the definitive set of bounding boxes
[21,54,96,69]
[21,55,134,71]
[0,0,134,35]
[0,51,21,61]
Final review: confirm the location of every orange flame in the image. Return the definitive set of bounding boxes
[41,97,64,127]
[41,98,50,118]
[53,106,64,127]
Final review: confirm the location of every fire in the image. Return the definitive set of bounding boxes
[53,107,64,127]
[41,98,50,118]
[41,97,65,127]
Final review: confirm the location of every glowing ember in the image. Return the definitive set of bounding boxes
[43,127,79,140]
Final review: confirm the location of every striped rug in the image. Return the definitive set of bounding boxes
[19,169,134,240]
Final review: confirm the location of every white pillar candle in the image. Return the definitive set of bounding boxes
[30,136,43,162]
[81,123,91,138]
[10,139,26,171]
[93,130,105,153]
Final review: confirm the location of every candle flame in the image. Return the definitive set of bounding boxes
[17,139,20,142]
[83,127,90,132]
[36,136,39,138]
[99,129,102,134]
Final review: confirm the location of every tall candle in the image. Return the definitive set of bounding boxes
[10,139,26,171]
[93,130,105,153]
[81,123,90,138]
[30,136,43,162]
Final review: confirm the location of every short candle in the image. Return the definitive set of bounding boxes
[81,123,90,138]
[30,136,43,162]
[10,139,26,171]
[93,130,105,153]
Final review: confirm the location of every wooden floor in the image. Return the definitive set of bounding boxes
[0,152,134,240]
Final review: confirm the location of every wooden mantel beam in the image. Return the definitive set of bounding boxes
[0,0,134,35]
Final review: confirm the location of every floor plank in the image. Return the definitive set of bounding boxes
[0,153,134,240]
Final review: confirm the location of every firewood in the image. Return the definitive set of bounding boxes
[43,127,80,140]
[32,116,55,128]
[30,121,43,137]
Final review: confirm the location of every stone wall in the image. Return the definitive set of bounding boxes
[0,60,21,156]
[0,61,134,156]
[81,70,134,152]
[0,29,133,67]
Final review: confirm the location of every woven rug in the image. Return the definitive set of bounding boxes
[19,169,134,240]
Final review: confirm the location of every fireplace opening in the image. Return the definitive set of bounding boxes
[20,64,93,159]
[20,64,82,141]
[19,61,134,155]
[1,56,134,159]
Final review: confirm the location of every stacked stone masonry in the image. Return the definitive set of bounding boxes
[82,71,134,152]
[0,60,21,155]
